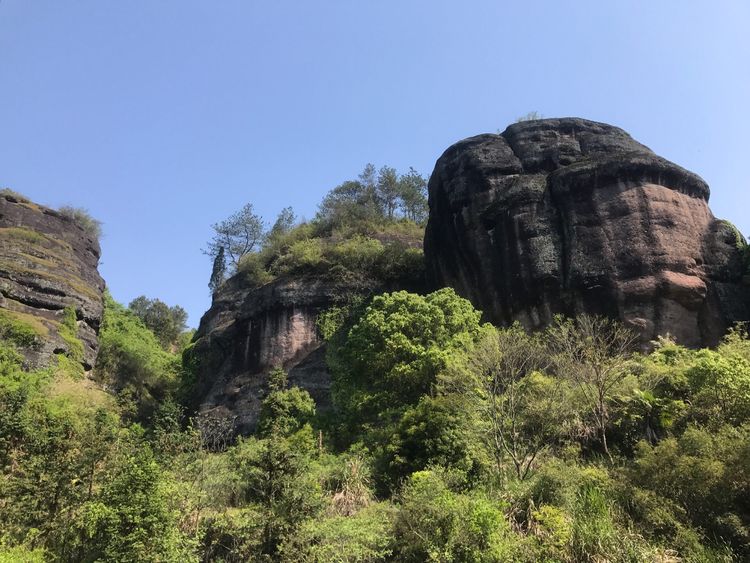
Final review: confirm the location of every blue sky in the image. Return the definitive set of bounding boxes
[1,1,748,326]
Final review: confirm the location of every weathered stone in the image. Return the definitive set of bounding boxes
[424,118,749,347]
[188,276,368,434]
[0,192,105,369]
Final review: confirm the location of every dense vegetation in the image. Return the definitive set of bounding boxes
[2,283,749,561]
[2,182,749,561]
[207,164,428,292]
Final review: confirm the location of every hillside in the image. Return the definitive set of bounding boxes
[0,121,749,562]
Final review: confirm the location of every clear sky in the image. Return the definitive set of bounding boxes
[1,1,748,326]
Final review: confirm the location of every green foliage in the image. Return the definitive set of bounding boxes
[205,202,265,270]
[0,308,43,349]
[686,348,750,425]
[95,293,181,421]
[231,430,325,556]
[56,306,85,378]
[237,250,275,287]
[258,385,316,438]
[128,295,189,349]
[630,425,750,557]
[208,246,227,294]
[272,237,327,274]
[385,394,487,488]
[393,470,519,562]
[58,205,103,241]
[331,288,482,426]
[279,503,394,562]
[76,435,196,562]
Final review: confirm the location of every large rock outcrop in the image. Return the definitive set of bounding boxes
[188,275,366,434]
[425,118,749,347]
[0,191,105,369]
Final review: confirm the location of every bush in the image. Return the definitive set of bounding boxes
[629,425,750,557]
[237,252,274,287]
[329,236,383,274]
[95,293,180,421]
[686,348,750,425]
[278,503,394,562]
[58,205,103,241]
[392,470,520,562]
[0,309,43,349]
[384,394,487,488]
[272,237,327,275]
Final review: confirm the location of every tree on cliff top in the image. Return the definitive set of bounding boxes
[205,203,265,270]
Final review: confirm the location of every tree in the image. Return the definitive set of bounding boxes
[316,179,380,230]
[376,166,400,219]
[449,325,571,479]
[208,246,226,294]
[268,207,296,242]
[547,315,637,461]
[398,167,428,223]
[205,203,265,270]
[330,288,483,431]
[128,296,188,349]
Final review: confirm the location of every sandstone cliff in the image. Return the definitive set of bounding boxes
[187,275,367,434]
[425,118,749,347]
[0,191,105,369]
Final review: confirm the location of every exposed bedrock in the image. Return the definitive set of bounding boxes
[188,276,366,434]
[0,192,105,369]
[424,118,749,347]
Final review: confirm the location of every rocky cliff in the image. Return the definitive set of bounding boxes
[425,118,749,347]
[0,191,105,369]
[187,275,368,434]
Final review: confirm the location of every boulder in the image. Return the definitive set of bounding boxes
[424,118,749,347]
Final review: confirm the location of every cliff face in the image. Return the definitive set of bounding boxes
[425,118,749,347]
[0,192,105,369]
[188,275,366,434]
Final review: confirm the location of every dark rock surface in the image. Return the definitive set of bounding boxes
[0,192,105,369]
[188,275,369,434]
[425,118,749,347]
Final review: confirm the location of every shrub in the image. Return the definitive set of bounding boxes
[392,470,519,562]
[57,306,84,377]
[278,503,394,562]
[272,238,327,275]
[686,349,750,425]
[58,205,103,241]
[237,252,274,287]
[95,293,180,421]
[0,309,43,349]
[329,236,383,274]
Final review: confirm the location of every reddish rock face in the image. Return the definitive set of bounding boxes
[425,118,749,347]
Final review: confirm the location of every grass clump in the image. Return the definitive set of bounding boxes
[0,308,46,348]
[58,205,103,241]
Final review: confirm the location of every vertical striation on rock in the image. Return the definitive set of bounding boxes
[187,276,367,434]
[424,118,749,347]
[0,192,105,369]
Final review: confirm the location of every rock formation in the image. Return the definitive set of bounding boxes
[188,275,366,434]
[425,118,749,347]
[0,191,105,369]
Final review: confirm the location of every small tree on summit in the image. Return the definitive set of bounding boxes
[205,203,265,270]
